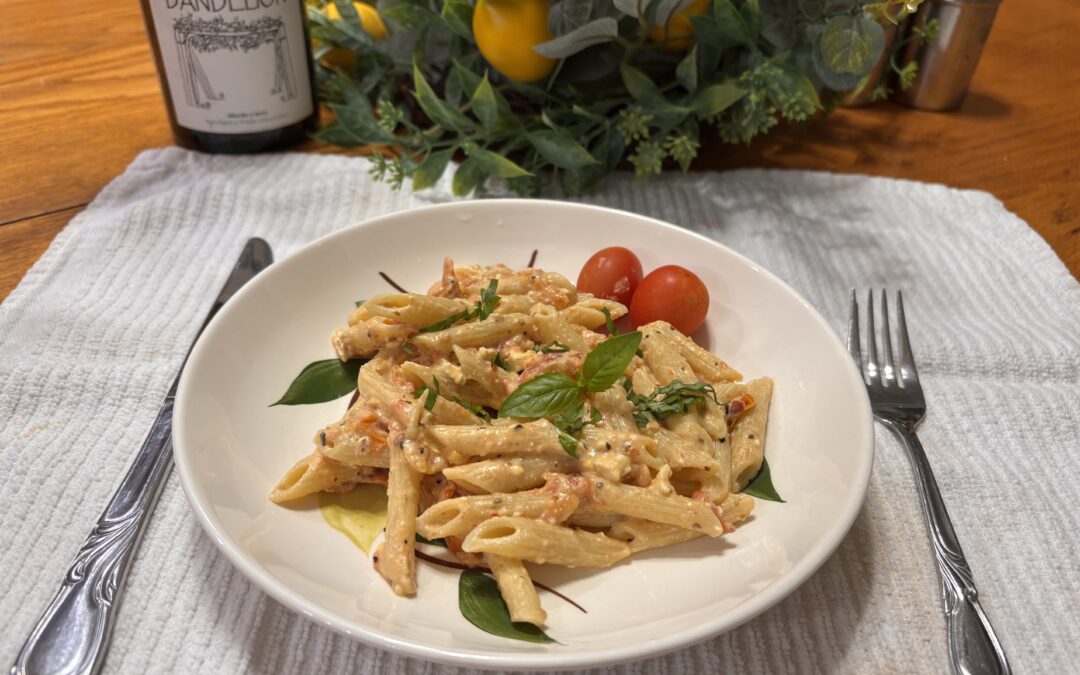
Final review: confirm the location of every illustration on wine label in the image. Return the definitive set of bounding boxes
[144,0,313,135]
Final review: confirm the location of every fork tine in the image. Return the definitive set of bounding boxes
[846,289,863,374]
[880,289,896,383]
[896,290,919,381]
[865,290,880,385]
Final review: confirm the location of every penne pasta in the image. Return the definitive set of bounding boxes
[270,258,775,624]
[463,517,631,568]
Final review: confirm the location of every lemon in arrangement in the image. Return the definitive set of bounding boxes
[649,0,709,52]
[473,0,557,82]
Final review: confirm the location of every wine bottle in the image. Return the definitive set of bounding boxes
[140,0,318,153]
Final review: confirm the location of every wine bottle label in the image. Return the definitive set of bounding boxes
[145,0,314,134]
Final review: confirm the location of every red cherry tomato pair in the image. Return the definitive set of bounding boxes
[576,247,709,334]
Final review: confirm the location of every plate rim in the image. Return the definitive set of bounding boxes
[173,198,874,671]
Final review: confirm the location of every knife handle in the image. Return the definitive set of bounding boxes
[11,400,175,675]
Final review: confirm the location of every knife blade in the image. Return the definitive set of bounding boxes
[12,237,273,675]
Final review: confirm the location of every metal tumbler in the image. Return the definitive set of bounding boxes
[897,0,1001,111]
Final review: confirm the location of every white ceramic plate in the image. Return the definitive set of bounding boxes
[173,199,873,671]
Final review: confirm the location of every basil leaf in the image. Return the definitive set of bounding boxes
[627,380,718,427]
[557,430,579,458]
[580,332,642,393]
[498,373,581,418]
[271,359,364,406]
[419,309,470,333]
[533,340,572,353]
[459,570,554,643]
[743,457,785,502]
[416,533,448,548]
[355,299,365,308]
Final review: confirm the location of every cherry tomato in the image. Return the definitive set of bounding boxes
[576,247,643,305]
[630,265,709,334]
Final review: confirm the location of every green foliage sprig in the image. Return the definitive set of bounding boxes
[311,0,919,195]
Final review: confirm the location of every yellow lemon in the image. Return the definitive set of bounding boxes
[473,0,557,82]
[649,0,709,53]
[319,2,387,68]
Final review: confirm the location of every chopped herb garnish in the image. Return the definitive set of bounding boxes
[551,400,601,458]
[355,299,366,308]
[454,396,492,421]
[492,352,512,371]
[624,379,719,427]
[533,340,572,354]
[413,377,441,411]
[601,307,620,336]
[420,278,501,333]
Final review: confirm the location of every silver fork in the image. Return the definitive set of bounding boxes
[848,290,1010,675]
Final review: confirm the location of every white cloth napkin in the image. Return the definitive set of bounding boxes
[2,148,1078,674]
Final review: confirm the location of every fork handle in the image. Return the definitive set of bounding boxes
[882,420,1011,675]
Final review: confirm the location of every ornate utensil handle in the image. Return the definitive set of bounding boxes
[883,420,1011,675]
[12,238,272,675]
[12,400,175,675]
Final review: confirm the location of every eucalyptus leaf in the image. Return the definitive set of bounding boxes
[580,332,642,393]
[412,149,453,191]
[271,359,364,406]
[534,18,620,59]
[694,81,747,116]
[413,62,474,131]
[459,570,555,643]
[464,146,532,178]
[526,129,599,169]
[441,0,474,40]
[549,0,594,35]
[742,457,785,502]
[761,0,800,48]
[498,372,582,418]
[451,157,486,196]
[812,14,885,90]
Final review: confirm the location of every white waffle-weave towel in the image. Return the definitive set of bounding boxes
[2,148,1078,674]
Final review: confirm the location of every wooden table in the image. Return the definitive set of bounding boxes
[2,0,1077,301]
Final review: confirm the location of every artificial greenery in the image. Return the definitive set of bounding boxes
[309,0,923,195]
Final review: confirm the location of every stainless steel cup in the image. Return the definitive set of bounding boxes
[897,0,1001,111]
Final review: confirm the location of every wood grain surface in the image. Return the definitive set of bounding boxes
[0,0,1077,302]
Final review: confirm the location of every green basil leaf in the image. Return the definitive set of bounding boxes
[416,533,449,548]
[498,373,582,418]
[601,307,620,336]
[464,145,532,178]
[526,129,599,169]
[477,278,501,319]
[412,149,454,191]
[742,457,785,502]
[580,332,642,393]
[454,396,492,421]
[452,157,486,196]
[355,300,366,308]
[412,62,474,132]
[558,430,580,457]
[459,570,555,643]
[271,358,364,406]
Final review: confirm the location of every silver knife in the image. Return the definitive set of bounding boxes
[12,238,273,675]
